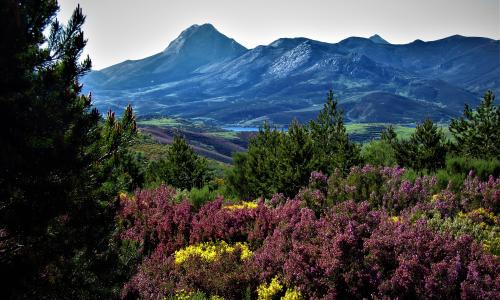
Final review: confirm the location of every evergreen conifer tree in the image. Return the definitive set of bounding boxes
[309,90,361,174]
[393,119,448,172]
[449,91,500,158]
[149,135,208,190]
[0,1,138,297]
[277,119,314,197]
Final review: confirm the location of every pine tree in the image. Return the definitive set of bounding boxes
[150,135,208,190]
[0,1,138,297]
[381,125,397,143]
[309,90,361,174]
[393,119,448,172]
[277,119,314,197]
[227,122,284,199]
[449,91,500,158]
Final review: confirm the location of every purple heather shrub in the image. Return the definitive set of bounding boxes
[122,250,176,300]
[267,192,288,208]
[117,179,500,299]
[118,186,193,255]
[461,172,500,213]
[309,171,328,192]
[382,175,437,213]
[190,197,253,243]
[295,187,326,216]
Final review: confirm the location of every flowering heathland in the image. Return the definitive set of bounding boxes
[118,168,499,299]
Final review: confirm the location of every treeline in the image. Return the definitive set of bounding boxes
[226,90,499,200]
[227,90,361,199]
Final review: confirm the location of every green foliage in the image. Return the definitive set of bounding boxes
[427,209,500,256]
[0,2,140,297]
[446,155,500,180]
[309,90,362,174]
[175,177,230,210]
[361,140,397,166]
[449,91,500,159]
[277,120,315,197]
[392,119,449,172]
[228,91,361,199]
[147,135,210,190]
[227,123,284,199]
[431,156,500,190]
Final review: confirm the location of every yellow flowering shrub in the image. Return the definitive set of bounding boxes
[257,276,283,300]
[174,289,192,300]
[389,216,400,223]
[467,207,497,225]
[174,241,253,265]
[282,288,302,300]
[224,201,258,210]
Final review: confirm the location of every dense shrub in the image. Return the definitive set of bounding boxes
[361,139,397,166]
[118,181,500,299]
[446,156,500,180]
[427,208,500,256]
[325,166,436,213]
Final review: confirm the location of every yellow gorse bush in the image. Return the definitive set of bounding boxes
[467,207,497,224]
[257,276,303,300]
[174,241,253,265]
[224,201,258,210]
[282,288,302,300]
[257,276,283,300]
[173,289,192,300]
[389,216,400,223]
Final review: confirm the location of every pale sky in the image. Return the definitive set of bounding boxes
[57,0,500,70]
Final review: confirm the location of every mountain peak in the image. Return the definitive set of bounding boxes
[163,23,247,57]
[182,23,218,36]
[369,34,389,44]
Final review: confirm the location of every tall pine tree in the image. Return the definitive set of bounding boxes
[0,1,138,297]
[449,90,500,158]
[309,90,361,174]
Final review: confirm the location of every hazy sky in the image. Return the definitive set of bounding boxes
[58,0,500,70]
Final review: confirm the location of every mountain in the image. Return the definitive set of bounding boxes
[369,34,389,44]
[85,24,247,90]
[83,24,500,125]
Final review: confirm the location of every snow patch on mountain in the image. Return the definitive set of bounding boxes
[267,42,312,78]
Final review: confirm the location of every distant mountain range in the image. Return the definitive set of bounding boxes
[83,23,500,125]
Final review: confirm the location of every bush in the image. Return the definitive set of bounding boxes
[186,186,219,210]
[325,166,436,213]
[427,208,500,256]
[361,140,397,166]
[119,186,500,299]
[446,156,500,180]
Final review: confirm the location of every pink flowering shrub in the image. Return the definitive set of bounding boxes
[118,186,193,255]
[325,166,437,213]
[461,172,500,213]
[117,171,500,299]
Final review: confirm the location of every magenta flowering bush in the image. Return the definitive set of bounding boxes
[324,166,437,213]
[118,186,193,255]
[118,170,500,299]
[461,172,500,213]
